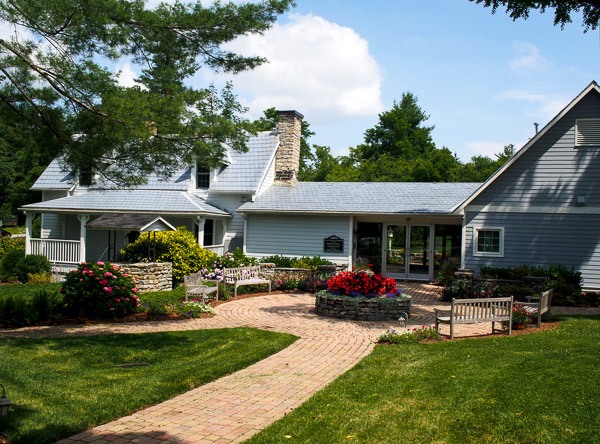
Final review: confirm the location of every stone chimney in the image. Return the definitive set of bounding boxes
[274,110,303,186]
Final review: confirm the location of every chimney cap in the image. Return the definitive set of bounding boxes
[277,110,304,119]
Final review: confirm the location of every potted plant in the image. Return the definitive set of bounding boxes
[512,304,529,329]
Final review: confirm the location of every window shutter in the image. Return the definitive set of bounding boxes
[576,119,600,146]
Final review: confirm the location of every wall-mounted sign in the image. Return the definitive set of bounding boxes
[324,235,344,253]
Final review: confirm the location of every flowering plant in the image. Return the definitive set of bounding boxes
[173,298,215,317]
[327,270,398,298]
[512,304,529,325]
[61,261,140,318]
[378,326,443,343]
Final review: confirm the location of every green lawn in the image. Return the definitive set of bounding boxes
[0,328,297,444]
[248,316,600,444]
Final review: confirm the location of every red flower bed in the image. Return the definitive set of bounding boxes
[327,270,398,297]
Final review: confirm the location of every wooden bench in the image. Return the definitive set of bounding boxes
[223,265,271,298]
[516,289,553,328]
[183,272,219,302]
[435,296,514,340]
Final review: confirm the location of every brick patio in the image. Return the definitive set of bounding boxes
[1,282,597,444]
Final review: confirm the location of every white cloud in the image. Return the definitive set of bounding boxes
[466,140,506,158]
[220,13,384,123]
[493,89,570,120]
[509,42,550,75]
[114,63,145,88]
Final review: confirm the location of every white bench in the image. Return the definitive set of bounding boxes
[435,296,514,340]
[183,272,219,302]
[223,265,271,298]
[516,289,553,328]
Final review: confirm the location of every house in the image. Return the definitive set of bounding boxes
[22,82,600,289]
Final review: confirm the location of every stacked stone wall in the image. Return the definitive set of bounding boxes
[115,262,172,293]
[315,293,411,321]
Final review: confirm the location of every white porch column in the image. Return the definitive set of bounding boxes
[78,214,89,262]
[221,220,227,245]
[196,216,205,248]
[25,211,33,255]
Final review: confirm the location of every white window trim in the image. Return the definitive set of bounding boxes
[473,226,505,257]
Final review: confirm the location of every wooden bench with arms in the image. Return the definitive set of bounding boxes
[435,296,514,340]
[183,272,219,302]
[223,265,271,298]
[515,289,553,328]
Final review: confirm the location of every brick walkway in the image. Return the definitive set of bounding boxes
[1,283,597,444]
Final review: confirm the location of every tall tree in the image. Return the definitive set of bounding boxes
[0,0,293,186]
[469,0,600,31]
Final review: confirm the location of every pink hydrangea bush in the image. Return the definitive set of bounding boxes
[61,261,140,318]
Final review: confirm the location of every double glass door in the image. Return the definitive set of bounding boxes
[384,224,431,279]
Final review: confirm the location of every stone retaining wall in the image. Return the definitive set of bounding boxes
[315,293,411,321]
[115,262,172,293]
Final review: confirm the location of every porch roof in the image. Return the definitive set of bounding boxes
[86,214,176,231]
[239,182,482,215]
[21,190,231,217]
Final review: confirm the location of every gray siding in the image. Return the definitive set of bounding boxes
[471,92,600,208]
[207,193,246,250]
[41,191,69,239]
[246,214,351,263]
[464,211,600,289]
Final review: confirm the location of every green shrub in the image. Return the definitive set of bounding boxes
[0,249,26,280]
[436,260,458,286]
[27,271,53,284]
[61,262,140,318]
[0,286,63,327]
[16,254,51,283]
[0,236,25,261]
[117,227,217,283]
[259,255,333,270]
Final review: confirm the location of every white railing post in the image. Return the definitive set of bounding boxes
[196,216,205,248]
[25,212,33,255]
[78,214,89,262]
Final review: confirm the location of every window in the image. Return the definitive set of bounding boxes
[576,119,600,146]
[473,227,504,257]
[196,163,210,188]
[204,219,214,246]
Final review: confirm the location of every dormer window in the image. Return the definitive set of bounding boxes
[196,163,210,189]
[78,170,94,186]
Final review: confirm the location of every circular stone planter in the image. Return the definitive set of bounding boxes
[315,292,411,321]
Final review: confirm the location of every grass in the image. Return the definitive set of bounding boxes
[248,316,600,444]
[2,226,25,235]
[0,328,297,444]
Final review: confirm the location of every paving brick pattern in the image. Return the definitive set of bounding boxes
[1,282,596,444]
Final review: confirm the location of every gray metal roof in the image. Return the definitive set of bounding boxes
[238,182,483,214]
[209,132,278,192]
[21,190,231,216]
[31,158,74,190]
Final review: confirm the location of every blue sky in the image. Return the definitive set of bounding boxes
[192,0,599,161]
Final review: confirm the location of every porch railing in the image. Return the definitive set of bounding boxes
[30,238,80,264]
[204,244,225,256]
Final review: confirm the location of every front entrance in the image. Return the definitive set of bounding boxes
[385,224,431,280]
[355,221,462,281]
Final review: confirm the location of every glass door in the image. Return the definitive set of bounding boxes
[407,225,430,278]
[384,225,407,278]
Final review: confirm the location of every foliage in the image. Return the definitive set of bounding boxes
[442,279,504,301]
[469,0,600,31]
[172,298,215,318]
[378,326,443,343]
[259,255,333,269]
[0,0,294,187]
[16,254,51,283]
[200,250,257,281]
[117,227,218,283]
[327,270,399,298]
[61,261,139,318]
[26,271,53,284]
[247,317,600,444]
[0,328,297,444]
[512,304,529,325]
[0,248,25,280]
[436,259,459,286]
[0,285,63,327]
[137,285,186,316]
[0,234,25,261]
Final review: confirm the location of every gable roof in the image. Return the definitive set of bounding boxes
[238,182,482,215]
[21,190,231,216]
[454,80,600,213]
[30,158,75,190]
[209,131,278,193]
[86,214,177,231]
